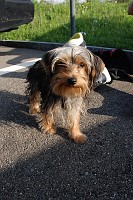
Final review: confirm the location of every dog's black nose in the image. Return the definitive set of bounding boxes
[67,77,77,85]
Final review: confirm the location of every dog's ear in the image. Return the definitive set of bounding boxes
[89,53,105,88]
[42,48,61,74]
[42,51,54,74]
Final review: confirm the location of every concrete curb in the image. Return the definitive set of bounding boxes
[0,40,133,72]
[0,40,63,51]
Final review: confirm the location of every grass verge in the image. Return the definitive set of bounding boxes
[0,1,133,50]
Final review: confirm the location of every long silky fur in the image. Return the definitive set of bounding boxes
[60,96,86,128]
[39,96,86,129]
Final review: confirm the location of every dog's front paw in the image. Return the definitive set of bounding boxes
[29,104,40,114]
[41,124,56,135]
[73,133,87,144]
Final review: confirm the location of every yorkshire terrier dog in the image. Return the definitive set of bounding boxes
[26,46,105,143]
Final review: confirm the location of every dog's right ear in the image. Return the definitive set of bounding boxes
[42,49,59,74]
[42,51,53,74]
[26,60,45,82]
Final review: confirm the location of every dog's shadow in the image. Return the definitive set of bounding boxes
[0,90,38,129]
[88,84,133,119]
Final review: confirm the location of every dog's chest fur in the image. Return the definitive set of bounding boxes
[53,96,85,127]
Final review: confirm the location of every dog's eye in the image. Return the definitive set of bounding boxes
[56,61,67,68]
[56,61,64,66]
[79,62,85,68]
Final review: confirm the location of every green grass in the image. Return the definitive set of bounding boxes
[0,1,133,50]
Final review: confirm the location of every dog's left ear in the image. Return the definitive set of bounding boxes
[89,53,105,88]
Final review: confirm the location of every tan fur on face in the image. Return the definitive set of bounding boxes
[51,55,90,97]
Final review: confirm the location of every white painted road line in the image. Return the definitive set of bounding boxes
[0,58,41,76]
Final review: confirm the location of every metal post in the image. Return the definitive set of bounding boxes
[70,0,76,36]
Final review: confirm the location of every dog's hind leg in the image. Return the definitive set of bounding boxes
[29,90,40,114]
[39,109,56,134]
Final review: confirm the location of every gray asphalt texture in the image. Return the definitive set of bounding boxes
[0,46,133,200]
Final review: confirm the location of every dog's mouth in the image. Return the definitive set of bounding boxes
[52,82,89,98]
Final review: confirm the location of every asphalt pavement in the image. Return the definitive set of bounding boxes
[0,46,133,200]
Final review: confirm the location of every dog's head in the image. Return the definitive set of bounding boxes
[42,46,105,97]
